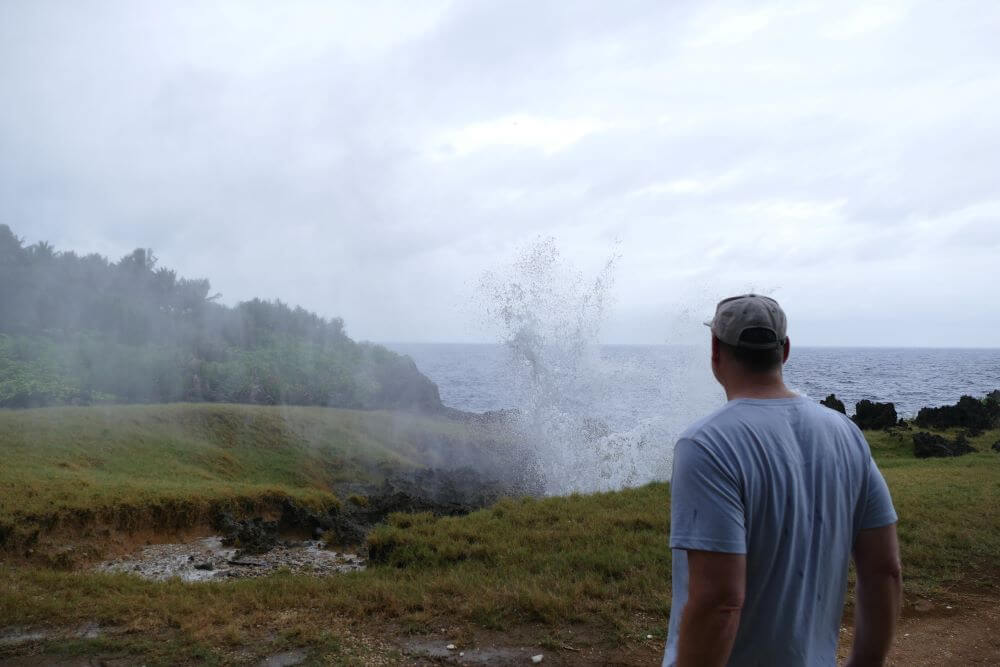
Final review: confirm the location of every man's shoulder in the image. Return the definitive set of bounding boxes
[680,396,865,443]
[795,397,868,437]
[678,401,740,443]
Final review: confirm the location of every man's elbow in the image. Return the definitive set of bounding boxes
[684,550,747,618]
[853,523,902,584]
[689,586,745,615]
[859,555,902,582]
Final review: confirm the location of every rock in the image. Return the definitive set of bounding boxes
[351,467,534,557]
[992,441,1000,453]
[914,599,934,612]
[452,407,522,426]
[446,644,456,650]
[852,400,898,430]
[913,431,977,458]
[193,562,214,571]
[532,655,544,664]
[221,517,280,557]
[914,392,1000,430]
[259,649,308,667]
[820,394,846,414]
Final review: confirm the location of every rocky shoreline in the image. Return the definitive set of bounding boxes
[821,389,1000,458]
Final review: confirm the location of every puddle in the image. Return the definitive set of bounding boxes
[96,536,364,581]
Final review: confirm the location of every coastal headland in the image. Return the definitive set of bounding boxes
[2,230,998,664]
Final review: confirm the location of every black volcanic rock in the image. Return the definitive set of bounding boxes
[913,431,977,458]
[218,517,280,557]
[820,394,846,414]
[914,392,1000,431]
[852,400,898,430]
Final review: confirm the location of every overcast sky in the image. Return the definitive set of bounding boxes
[2,0,998,347]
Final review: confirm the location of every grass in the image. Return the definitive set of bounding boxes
[1,487,672,663]
[0,403,498,553]
[864,426,1000,594]
[1,404,999,664]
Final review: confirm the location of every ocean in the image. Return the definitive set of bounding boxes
[387,343,1000,494]
[389,344,1000,419]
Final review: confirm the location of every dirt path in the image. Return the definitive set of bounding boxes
[402,593,1000,666]
[837,592,1000,666]
[3,593,998,665]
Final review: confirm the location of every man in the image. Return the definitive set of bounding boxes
[663,294,902,667]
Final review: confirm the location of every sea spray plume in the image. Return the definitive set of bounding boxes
[477,237,677,494]
[479,237,618,395]
[482,240,586,412]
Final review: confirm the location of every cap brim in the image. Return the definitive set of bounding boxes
[703,320,713,328]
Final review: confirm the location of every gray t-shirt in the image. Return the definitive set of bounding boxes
[663,396,897,667]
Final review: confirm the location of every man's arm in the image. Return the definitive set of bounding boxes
[676,550,746,667]
[847,523,902,667]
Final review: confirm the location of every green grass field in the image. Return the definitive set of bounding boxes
[861,426,1000,594]
[0,404,998,664]
[0,404,503,556]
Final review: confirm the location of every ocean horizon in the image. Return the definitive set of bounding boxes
[386,342,1000,420]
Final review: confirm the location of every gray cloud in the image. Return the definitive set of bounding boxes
[1,0,999,346]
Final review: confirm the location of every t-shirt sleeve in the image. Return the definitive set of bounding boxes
[669,437,747,554]
[859,456,898,531]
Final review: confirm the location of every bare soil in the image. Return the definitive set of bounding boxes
[2,596,998,666]
[836,591,1000,666]
[397,594,1000,666]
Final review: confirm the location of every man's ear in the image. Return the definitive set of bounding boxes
[782,337,791,364]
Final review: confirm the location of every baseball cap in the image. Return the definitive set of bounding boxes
[704,294,787,350]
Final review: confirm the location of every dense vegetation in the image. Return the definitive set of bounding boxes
[0,225,441,410]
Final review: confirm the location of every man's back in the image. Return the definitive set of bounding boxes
[664,396,897,666]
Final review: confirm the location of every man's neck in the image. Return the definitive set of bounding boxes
[723,375,798,401]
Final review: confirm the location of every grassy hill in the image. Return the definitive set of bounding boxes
[0,404,998,664]
[0,404,517,558]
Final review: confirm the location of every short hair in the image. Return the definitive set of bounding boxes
[717,327,784,373]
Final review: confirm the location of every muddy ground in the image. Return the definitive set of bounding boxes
[96,536,364,581]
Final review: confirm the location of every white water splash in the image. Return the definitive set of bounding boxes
[477,238,721,495]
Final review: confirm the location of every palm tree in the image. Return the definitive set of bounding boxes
[28,241,56,261]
